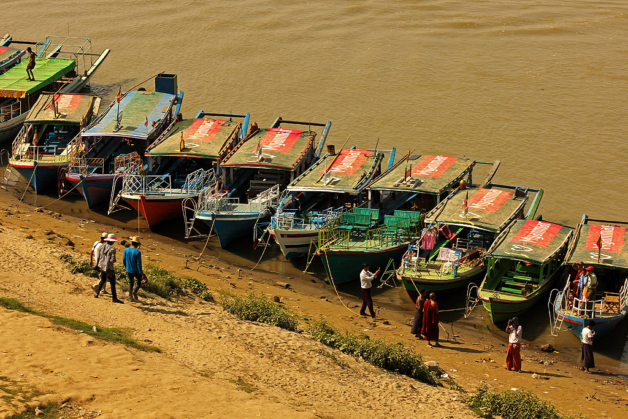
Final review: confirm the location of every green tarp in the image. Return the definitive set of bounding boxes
[221,127,316,171]
[370,155,474,195]
[426,187,527,233]
[147,117,241,159]
[0,59,76,98]
[491,220,572,264]
[567,224,628,270]
[288,149,383,193]
[25,93,98,125]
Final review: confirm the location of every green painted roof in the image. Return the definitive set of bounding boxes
[370,155,474,195]
[426,187,527,233]
[220,127,316,171]
[83,91,176,140]
[0,59,76,98]
[490,220,572,264]
[288,149,384,193]
[567,224,628,271]
[147,117,241,159]
[25,93,98,125]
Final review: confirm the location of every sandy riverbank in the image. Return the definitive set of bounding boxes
[0,190,626,418]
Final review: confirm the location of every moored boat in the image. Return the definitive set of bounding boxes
[191,117,331,248]
[270,146,387,259]
[397,177,544,301]
[109,111,250,229]
[7,93,101,193]
[549,215,628,340]
[478,219,572,323]
[61,74,183,208]
[0,36,110,143]
[0,34,26,73]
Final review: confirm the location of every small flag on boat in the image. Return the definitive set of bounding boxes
[597,233,602,263]
[116,87,122,103]
[180,132,185,152]
[463,191,469,216]
[145,117,149,127]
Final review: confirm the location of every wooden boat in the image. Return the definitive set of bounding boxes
[315,155,495,285]
[0,36,110,143]
[397,179,544,301]
[61,74,182,208]
[269,146,388,260]
[549,215,628,340]
[6,93,101,193]
[0,35,27,73]
[478,219,572,323]
[191,118,331,248]
[108,111,250,229]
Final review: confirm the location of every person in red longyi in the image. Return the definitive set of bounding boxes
[505,317,522,372]
[421,292,441,347]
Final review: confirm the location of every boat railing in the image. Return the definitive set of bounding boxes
[10,126,28,156]
[114,152,142,174]
[69,157,105,175]
[619,278,628,311]
[121,168,215,197]
[181,168,216,194]
[571,297,605,319]
[10,145,70,163]
[0,100,22,123]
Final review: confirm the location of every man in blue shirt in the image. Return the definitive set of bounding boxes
[123,236,144,302]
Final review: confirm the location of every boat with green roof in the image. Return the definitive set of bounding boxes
[478,219,572,323]
[0,36,110,143]
[397,178,544,301]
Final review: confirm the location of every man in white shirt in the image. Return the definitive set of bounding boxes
[359,263,380,318]
[580,320,596,373]
[90,232,108,294]
[505,317,522,372]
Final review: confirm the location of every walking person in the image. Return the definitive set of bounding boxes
[580,320,596,373]
[90,232,108,294]
[505,317,522,372]
[94,234,123,304]
[123,236,144,302]
[25,47,36,81]
[410,288,427,339]
[421,292,441,347]
[359,263,380,318]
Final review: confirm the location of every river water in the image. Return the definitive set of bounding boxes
[3,0,628,371]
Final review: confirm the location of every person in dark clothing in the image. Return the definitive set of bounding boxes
[359,263,380,318]
[580,320,596,373]
[422,292,441,347]
[411,288,427,338]
[26,47,36,81]
[123,236,144,302]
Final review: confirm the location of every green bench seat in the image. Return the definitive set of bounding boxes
[500,286,523,295]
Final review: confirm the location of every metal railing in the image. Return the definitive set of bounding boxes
[197,184,281,215]
[10,145,70,163]
[0,101,21,123]
[120,168,215,197]
[68,156,105,175]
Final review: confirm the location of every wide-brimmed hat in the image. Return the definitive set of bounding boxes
[130,236,141,245]
[585,266,595,271]
[100,232,108,238]
[105,233,118,242]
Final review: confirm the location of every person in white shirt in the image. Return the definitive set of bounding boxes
[359,263,380,318]
[580,320,596,373]
[505,317,522,372]
[89,232,108,294]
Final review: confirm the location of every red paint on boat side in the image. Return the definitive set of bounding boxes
[126,196,187,228]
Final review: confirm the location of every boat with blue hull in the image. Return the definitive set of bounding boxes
[188,117,331,248]
[0,34,27,73]
[549,215,628,340]
[61,74,182,208]
[7,93,101,193]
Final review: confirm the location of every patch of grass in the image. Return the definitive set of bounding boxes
[58,254,99,278]
[6,404,61,419]
[229,379,257,393]
[316,348,351,369]
[0,297,159,353]
[181,275,214,302]
[467,384,587,419]
[308,318,437,386]
[0,374,46,415]
[142,265,185,299]
[220,292,299,332]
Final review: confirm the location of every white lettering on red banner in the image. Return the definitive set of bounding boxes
[47,94,83,111]
[584,225,625,253]
[255,128,303,153]
[509,220,563,248]
[185,119,225,142]
[324,149,372,175]
[465,189,512,213]
[412,155,457,178]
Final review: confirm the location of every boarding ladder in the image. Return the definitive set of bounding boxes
[464,282,480,318]
[1,150,19,187]
[548,280,570,337]
[377,258,398,289]
[183,197,208,239]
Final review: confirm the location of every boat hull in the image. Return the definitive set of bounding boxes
[317,243,409,285]
[123,194,193,229]
[12,163,65,194]
[269,228,319,260]
[400,265,485,302]
[66,173,117,208]
[553,291,628,340]
[198,212,263,249]
[0,112,27,144]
